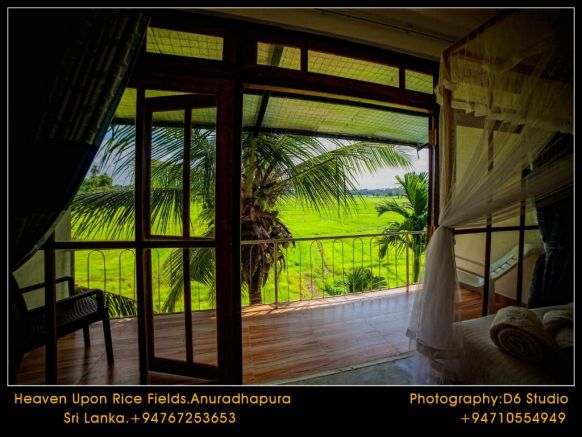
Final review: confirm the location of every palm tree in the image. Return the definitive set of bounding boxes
[376,172,428,283]
[72,124,411,309]
[337,267,387,293]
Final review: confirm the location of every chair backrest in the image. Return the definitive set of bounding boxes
[9,275,28,321]
[11,276,75,313]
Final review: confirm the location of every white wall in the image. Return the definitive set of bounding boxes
[13,211,73,309]
[455,232,542,305]
[452,125,543,306]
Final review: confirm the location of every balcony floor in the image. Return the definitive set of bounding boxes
[14,287,483,385]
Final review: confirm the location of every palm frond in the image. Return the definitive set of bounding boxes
[161,243,216,313]
[190,129,216,206]
[71,189,135,239]
[97,124,137,180]
[378,229,407,259]
[376,199,412,220]
[160,249,184,312]
[71,187,183,239]
[337,267,387,293]
[104,291,137,318]
[396,171,428,217]
[377,171,429,262]
[270,138,412,214]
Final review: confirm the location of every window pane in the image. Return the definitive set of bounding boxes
[151,248,185,361]
[308,50,399,87]
[190,248,217,366]
[190,101,217,238]
[147,27,223,60]
[73,249,137,318]
[261,96,429,144]
[150,110,184,237]
[68,122,135,241]
[405,70,434,94]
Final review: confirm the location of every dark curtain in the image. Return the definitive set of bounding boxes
[528,135,574,308]
[9,10,149,272]
[528,189,573,307]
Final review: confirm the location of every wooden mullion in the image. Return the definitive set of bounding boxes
[515,171,527,306]
[142,100,155,375]
[222,29,236,66]
[245,37,257,66]
[183,108,194,364]
[427,149,433,235]
[144,248,155,371]
[251,44,282,137]
[183,108,191,239]
[432,70,440,230]
[215,79,243,384]
[243,87,430,117]
[146,94,216,111]
[241,25,438,75]
[116,119,216,130]
[244,65,436,110]
[433,141,440,229]
[482,218,493,316]
[135,87,149,384]
[300,47,308,72]
[135,88,145,242]
[129,55,226,91]
[143,109,153,239]
[144,239,215,248]
[135,246,148,385]
[130,53,436,112]
[53,239,217,250]
[482,130,494,316]
[253,92,271,138]
[399,66,406,90]
[453,225,538,235]
[183,248,194,364]
[43,234,57,384]
[147,10,438,75]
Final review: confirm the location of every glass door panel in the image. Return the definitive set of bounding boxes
[144,93,219,381]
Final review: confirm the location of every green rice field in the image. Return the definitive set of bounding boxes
[72,196,426,313]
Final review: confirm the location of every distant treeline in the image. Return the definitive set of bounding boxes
[85,167,405,198]
[351,188,404,197]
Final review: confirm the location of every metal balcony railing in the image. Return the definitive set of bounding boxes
[240,231,427,306]
[74,231,427,317]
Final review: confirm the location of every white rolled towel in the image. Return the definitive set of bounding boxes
[490,306,556,363]
[542,309,573,336]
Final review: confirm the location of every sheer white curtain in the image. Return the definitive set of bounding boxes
[407,10,573,383]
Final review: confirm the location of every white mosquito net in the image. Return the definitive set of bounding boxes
[406,10,573,384]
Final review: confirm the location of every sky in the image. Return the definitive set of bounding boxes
[353,148,428,189]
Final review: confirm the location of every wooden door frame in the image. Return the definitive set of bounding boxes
[135,79,242,384]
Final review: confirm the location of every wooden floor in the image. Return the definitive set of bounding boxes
[14,287,483,385]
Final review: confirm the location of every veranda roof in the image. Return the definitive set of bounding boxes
[113,88,430,146]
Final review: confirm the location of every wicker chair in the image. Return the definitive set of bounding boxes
[9,275,113,382]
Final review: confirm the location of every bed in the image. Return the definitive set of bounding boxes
[456,304,573,385]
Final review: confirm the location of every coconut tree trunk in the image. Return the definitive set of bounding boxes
[412,254,421,283]
[412,238,422,283]
[249,269,263,305]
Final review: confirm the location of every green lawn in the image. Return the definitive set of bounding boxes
[72,195,425,314]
